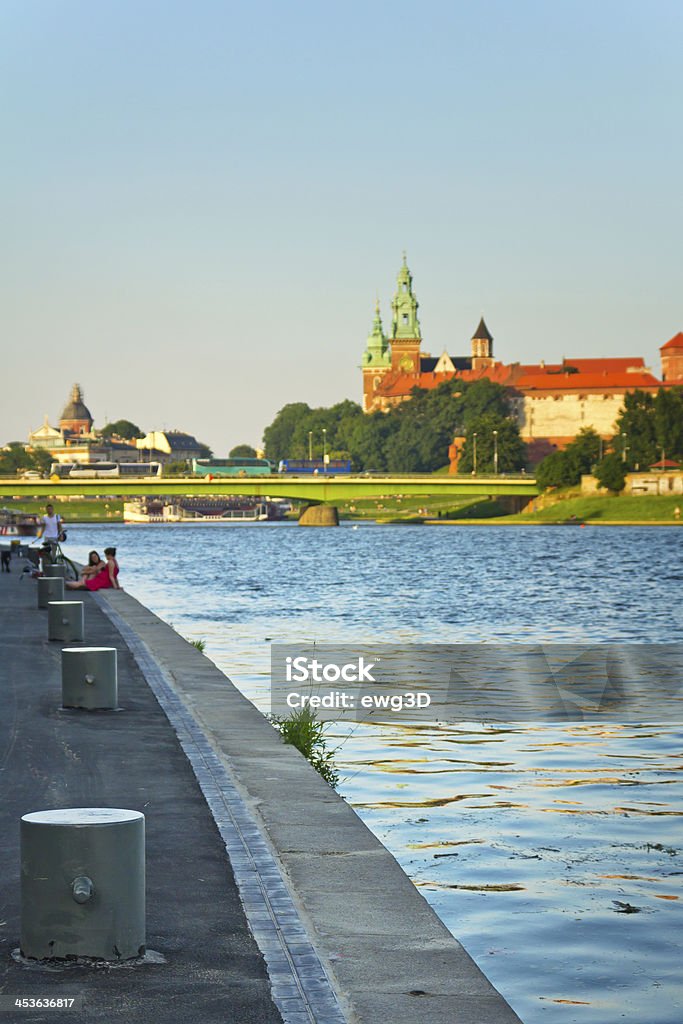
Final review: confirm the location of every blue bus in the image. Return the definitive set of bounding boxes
[278,459,352,474]
[192,458,274,477]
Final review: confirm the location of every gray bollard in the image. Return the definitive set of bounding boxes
[46,563,67,579]
[48,601,84,642]
[61,647,118,710]
[20,808,145,960]
[38,576,65,609]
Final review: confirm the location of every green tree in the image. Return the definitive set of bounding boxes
[613,391,656,470]
[263,403,311,461]
[229,444,257,458]
[0,443,51,476]
[163,460,189,477]
[348,413,394,472]
[100,419,142,440]
[535,451,574,490]
[654,388,683,462]
[461,378,510,426]
[534,428,602,490]
[595,453,626,493]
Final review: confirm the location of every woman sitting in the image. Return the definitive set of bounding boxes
[67,547,121,591]
[80,550,104,581]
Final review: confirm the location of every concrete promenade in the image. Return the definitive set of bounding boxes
[0,566,523,1024]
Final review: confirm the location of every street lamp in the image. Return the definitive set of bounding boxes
[621,433,628,464]
[322,428,327,474]
[493,430,499,476]
[308,431,313,460]
[472,433,478,475]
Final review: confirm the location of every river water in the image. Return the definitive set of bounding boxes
[68,523,682,1024]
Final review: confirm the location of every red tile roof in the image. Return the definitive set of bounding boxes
[513,370,661,391]
[375,361,663,400]
[661,332,683,351]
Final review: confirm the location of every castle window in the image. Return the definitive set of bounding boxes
[402,282,407,292]
[402,313,409,325]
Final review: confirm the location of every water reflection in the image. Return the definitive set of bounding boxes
[70,524,683,1024]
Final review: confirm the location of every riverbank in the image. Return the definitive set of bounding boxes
[6,490,682,527]
[0,568,522,1024]
[358,492,683,525]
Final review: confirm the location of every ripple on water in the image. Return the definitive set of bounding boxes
[69,524,683,1024]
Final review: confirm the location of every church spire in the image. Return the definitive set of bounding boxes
[391,255,421,341]
[471,316,494,365]
[362,299,390,367]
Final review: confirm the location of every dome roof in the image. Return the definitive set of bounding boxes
[60,383,92,423]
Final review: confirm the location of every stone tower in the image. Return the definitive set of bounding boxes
[471,317,495,371]
[361,300,391,412]
[389,255,422,375]
[660,332,683,382]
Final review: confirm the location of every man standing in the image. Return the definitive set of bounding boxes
[38,503,65,559]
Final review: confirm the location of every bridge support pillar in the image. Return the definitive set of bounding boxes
[298,504,339,527]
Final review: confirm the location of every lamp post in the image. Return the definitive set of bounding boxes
[493,430,499,476]
[322,428,327,474]
[308,431,313,460]
[621,432,628,464]
[472,433,478,476]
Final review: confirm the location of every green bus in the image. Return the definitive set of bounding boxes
[192,458,274,477]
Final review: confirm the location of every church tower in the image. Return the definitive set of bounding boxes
[59,383,93,436]
[471,317,495,371]
[390,254,422,375]
[361,300,391,412]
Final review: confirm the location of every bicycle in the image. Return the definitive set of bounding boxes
[49,541,80,582]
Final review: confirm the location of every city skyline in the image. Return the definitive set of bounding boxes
[2,0,682,454]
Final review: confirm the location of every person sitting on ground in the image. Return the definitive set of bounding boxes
[80,550,104,581]
[66,547,121,591]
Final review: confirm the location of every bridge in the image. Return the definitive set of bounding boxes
[0,475,538,501]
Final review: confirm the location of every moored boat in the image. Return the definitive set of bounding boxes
[0,507,41,538]
[123,497,285,524]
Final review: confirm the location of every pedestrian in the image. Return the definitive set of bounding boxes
[38,503,65,559]
[1,550,10,572]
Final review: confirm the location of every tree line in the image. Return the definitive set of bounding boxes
[262,379,526,473]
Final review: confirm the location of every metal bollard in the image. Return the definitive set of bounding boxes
[46,563,67,579]
[38,576,65,609]
[61,647,118,710]
[20,808,145,960]
[47,601,84,642]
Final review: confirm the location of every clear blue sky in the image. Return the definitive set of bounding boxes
[2,0,681,453]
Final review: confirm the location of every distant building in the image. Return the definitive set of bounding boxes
[362,258,681,461]
[135,431,206,464]
[59,383,93,436]
[26,387,203,467]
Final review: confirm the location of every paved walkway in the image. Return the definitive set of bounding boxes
[0,569,284,1024]
[0,561,523,1024]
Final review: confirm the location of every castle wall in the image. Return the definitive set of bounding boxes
[517,392,626,441]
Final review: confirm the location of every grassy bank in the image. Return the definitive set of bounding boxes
[2,496,123,522]
[338,494,482,522]
[6,490,681,527]
[430,491,683,525]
